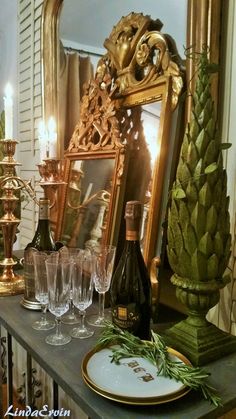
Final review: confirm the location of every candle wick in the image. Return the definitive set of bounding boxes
[46,141,49,159]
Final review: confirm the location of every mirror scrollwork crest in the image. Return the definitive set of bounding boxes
[98,12,183,109]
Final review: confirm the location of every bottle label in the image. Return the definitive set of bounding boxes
[39,202,49,220]
[112,304,140,331]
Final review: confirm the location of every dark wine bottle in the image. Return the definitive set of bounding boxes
[110,201,151,340]
[26,198,56,251]
[22,198,56,310]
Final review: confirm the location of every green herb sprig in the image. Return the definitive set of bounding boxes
[96,322,222,407]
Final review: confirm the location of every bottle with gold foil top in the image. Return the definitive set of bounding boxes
[22,198,56,310]
[26,198,56,251]
[110,201,151,340]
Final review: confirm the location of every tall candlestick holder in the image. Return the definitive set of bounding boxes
[0,136,66,297]
[0,139,37,295]
[37,158,66,230]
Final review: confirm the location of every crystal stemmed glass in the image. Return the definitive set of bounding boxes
[32,251,59,331]
[87,245,116,327]
[60,247,82,325]
[70,251,94,339]
[45,257,72,346]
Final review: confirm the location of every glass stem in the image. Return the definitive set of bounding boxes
[81,311,86,329]
[99,292,105,320]
[56,317,62,337]
[71,301,75,317]
[41,304,47,325]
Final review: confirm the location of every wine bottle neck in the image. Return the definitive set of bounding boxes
[125,230,139,241]
[125,215,141,241]
[38,197,50,220]
[38,206,50,220]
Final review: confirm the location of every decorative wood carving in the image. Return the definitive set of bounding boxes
[96,12,184,110]
[68,79,125,153]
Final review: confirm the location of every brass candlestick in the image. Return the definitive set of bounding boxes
[37,158,66,230]
[0,139,36,295]
[21,157,66,310]
[37,158,65,201]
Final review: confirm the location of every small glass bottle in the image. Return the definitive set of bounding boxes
[110,201,151,340]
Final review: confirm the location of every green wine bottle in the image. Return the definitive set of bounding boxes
[22,198,56,310]
[110,201,151,340]
[26,198,56,251]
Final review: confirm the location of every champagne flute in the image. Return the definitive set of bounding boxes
[70,251,94,339]
[45,256,72,346]
[60,247,82,325]
[87,245,116,327]
[32,250,59,331]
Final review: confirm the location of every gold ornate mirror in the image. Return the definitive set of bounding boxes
[53,11,184,270]
[55,78,128,250]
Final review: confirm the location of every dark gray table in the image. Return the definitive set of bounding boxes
[0,295,236,419]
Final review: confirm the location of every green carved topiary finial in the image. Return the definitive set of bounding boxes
[167,49,231,284]
[165,48,236,366]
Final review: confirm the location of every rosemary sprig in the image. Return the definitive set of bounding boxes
[96,322,222,406]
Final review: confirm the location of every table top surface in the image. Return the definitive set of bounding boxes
[0,294,236,419]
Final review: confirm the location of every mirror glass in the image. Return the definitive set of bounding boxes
[123,103,161,254]
[61,157,115,249]
[59,0,187,59]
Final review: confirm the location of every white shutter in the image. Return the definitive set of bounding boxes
[18,0,44,248]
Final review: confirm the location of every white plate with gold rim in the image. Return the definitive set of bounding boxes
[82,345,191,405]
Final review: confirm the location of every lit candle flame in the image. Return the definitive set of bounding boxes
[38,120,49,162]
[48,116,57,158]
[4,83,13,98]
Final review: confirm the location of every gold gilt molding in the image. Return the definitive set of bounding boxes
[68,79,125,154]
[67,79,127,184]
[96,12,184,110]
[186,0,222,122]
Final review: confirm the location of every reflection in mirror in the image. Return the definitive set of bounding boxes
[59,0,187,58]
[140,104,160,250]
[122,103,161,254]
[61,158,115,250]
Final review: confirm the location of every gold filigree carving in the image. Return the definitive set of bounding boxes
[67,79,130,184]
[96,12,183,110]
[68,79,125,153]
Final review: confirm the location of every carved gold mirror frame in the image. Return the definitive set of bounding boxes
[55,78,128,250]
